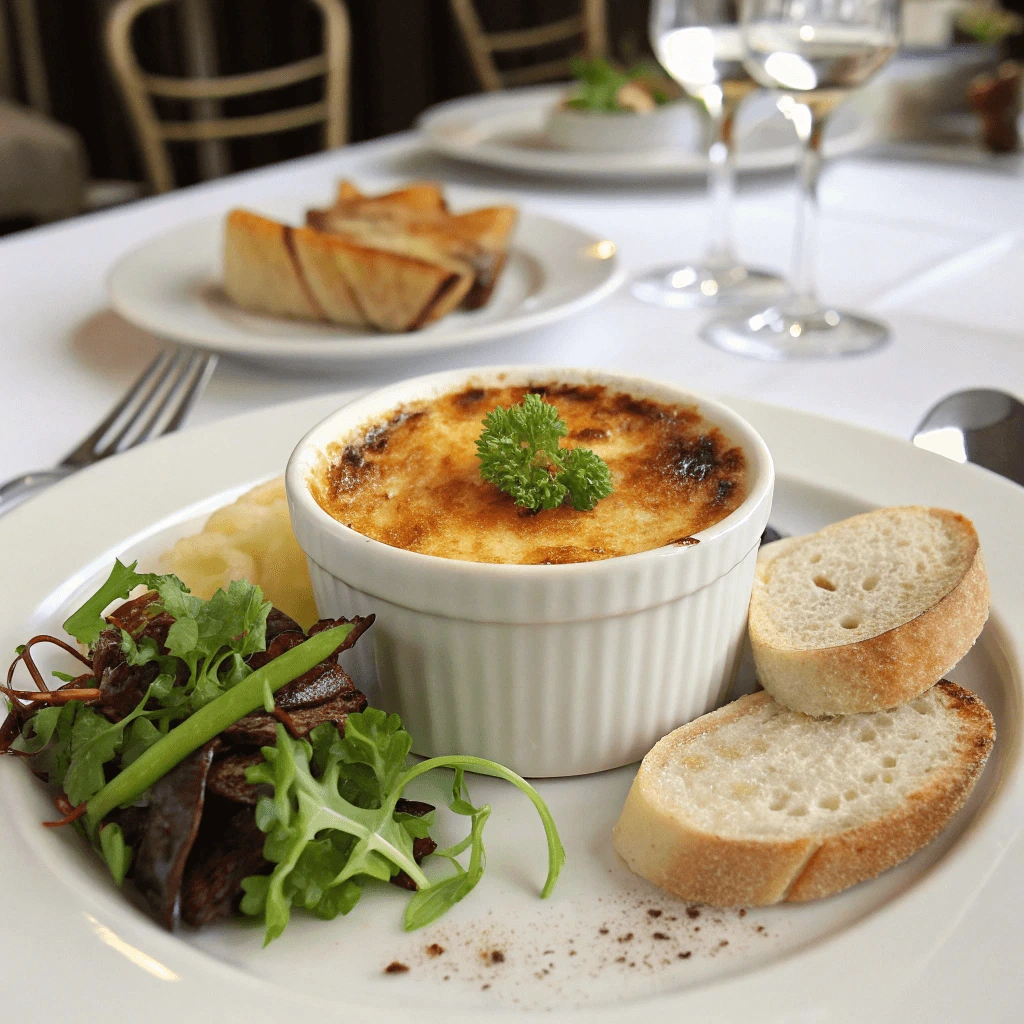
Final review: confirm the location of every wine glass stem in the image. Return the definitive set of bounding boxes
[704,103,738,268]
[790,107,826,305]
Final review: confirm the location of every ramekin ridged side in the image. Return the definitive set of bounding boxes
[286,366,774,778]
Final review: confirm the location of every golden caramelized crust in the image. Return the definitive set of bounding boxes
[309,383,748,565]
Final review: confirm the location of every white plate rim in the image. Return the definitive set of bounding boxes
[0,391,1021,1023]
[106,209,625,362]
[416,85,879,181]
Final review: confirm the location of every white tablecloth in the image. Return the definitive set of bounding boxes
[1,131,1023,482]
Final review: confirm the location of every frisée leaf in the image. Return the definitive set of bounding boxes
[242,709,565,944]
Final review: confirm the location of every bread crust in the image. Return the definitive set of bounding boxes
[223,210,322,321]
[750,509,990,716]
[612,683,995,907]
[785,682,994,900]
[224,183,509,332]
[613,693,817,906]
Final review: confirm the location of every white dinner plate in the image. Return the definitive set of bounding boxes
[417,85,879,182]
[106,197,624,365]
[1,391,1022,1023]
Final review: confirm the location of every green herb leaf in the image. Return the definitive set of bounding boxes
[120,716,162,768]
[242,711,565,944]
[403,768,490,931]
[63,560,169,646]
[17,701,81,786]
[559,445,614,511]
[476,392,612,512]
[98,823,133,886]
[85,623,357,827]
[568,56,631,112]
[336,707,413,801]
[243,722,426,946]
[63,690,154,806]
[51,670,79,684]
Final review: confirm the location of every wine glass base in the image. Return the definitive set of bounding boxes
[701,304,891,360]
[631,261,785,309]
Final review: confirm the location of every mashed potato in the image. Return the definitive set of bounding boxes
[160,477,318,627]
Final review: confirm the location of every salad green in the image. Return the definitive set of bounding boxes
[4,560,565,941]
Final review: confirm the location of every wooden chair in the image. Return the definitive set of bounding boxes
[105,0,350,194]
[448,0,607,91]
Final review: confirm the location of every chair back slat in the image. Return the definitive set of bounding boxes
[486,16,584,53]
[159,101,328,142]
[144,55,328,100]
[105,0,349,193]
[449,0,606,91]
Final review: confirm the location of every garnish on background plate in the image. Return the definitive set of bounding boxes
[1,561,564,940]
[564,56,680,114]
[476,392,613,512]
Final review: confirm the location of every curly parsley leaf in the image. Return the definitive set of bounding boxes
[559,445,615,511]
[475,392,613,512]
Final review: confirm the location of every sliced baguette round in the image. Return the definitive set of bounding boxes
[612,682,994,907]
[749,507,990,716]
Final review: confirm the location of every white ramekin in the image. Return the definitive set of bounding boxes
[286,366,774,777]
[545,101,698,153]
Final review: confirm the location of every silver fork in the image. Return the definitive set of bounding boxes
[0,347,217,516]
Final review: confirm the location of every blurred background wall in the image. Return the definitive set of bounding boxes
[1,0,649,190]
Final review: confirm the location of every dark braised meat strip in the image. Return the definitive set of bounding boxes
[390,799,437,891]
[395,798,435,818]
[106,804,149,853]
[96,658,161,722]
[222,688,368,746]
[265,607,302,643]
[133,741,217,931]
[180,803,272,927]
[103,590,160,638]
[273,662,358,711]
[206,751,267,806]
[93,600,186,722]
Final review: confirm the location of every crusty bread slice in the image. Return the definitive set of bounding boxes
[436,206,517,308]
[307,188,516,310]
[321,179,449,220]
[612,682,994,907]
[223,209,323,320]
[749,507,990,716]
[289,226,367,327]
[325,236,473,332]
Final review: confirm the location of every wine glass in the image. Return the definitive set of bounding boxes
[632,0,784,308]
[702,0,900,358]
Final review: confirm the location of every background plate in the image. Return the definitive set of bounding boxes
[0,392,1021,1023]
[107,197,624,365]
[417,85,879,181]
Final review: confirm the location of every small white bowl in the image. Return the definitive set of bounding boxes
[286,367,773,777]
[545,101,699,153]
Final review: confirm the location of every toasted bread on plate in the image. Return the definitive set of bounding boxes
[307,183,517,310]
[289,226,366,327]
[612,682,994,907]
[749,507,990,716]
[223,209,323,321]
[324,236,473,332]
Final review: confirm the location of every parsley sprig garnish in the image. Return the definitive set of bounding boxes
[475,393,613,512]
